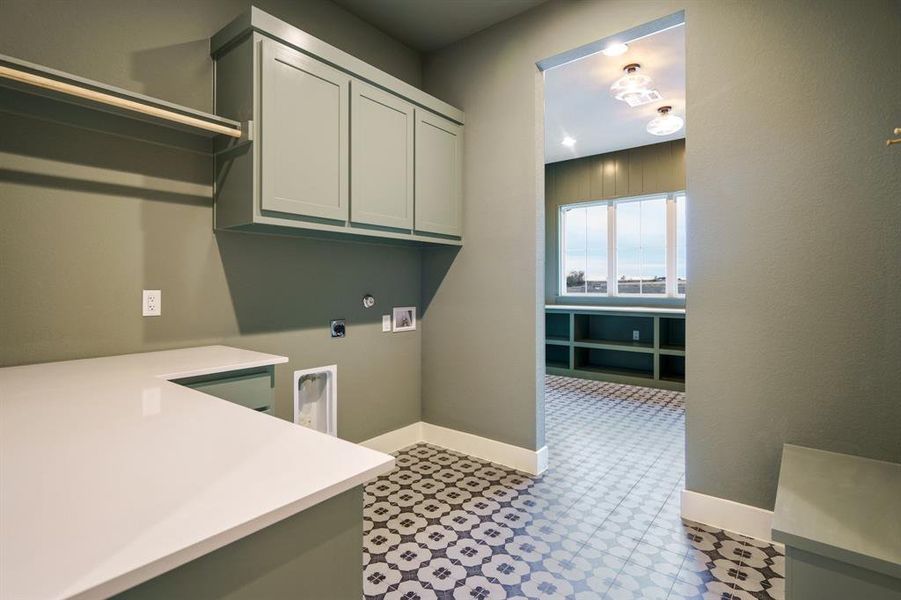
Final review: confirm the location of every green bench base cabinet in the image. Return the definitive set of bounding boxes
[785,547,901,600]
[773,445,901,600]
[545,306,685,391]
[211,7,463,247]
[173,366,275,415]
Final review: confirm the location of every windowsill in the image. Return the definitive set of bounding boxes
[547,303,686,316]
[553,294,686,309]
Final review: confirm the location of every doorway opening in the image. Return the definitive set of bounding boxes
[524,13,782,599]
[539,13,687,392]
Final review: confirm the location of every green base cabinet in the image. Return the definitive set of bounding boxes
[173,366,275,415]
[113,487,365,600]
[773,445,901,600]
[786,547,901,600]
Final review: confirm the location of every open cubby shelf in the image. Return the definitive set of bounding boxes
[574,313,654,346]
[659,317,686,350]
[545,312,571,342]
[574,347,654,379]
[545,344,570,370]
[574,340,653,352]
[659,354,685,383]
[545,306,686,391]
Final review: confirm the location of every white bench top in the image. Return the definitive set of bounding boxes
[772,444,901,579]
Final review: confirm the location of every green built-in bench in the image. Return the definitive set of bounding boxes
[773,444,901,600]
[545,305,685,391]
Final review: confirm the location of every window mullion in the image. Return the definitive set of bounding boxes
[666,194,677,296]
[559,208,565,296]
[583,209,588,293]
[638,201,644,295]
[607,203,617,297]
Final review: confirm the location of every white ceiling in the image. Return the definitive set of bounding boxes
[332,0,549,52]
[544,24,685,164]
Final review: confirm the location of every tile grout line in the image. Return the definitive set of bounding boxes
[550,431,684,597]
[499,384,685,597]
[595,442,688,597]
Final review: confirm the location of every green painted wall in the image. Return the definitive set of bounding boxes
[422,0,900,507]
[545,140,686,305]
[0,0,424,443]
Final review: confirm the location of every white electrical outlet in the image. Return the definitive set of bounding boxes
[143,290,161,317]
[382,315,392,332]
[632,330,640,341]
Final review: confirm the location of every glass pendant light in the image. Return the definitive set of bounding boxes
[610,63,654,106]
[646,106,684,136]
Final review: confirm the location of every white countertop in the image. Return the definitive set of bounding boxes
[0,346,395,600]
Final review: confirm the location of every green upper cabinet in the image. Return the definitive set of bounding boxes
[350,80,414,230]
[261,39,349,221]
[211,7,465,246]
[415,111,463,237]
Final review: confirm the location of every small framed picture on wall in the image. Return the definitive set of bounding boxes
[392,306,416,332]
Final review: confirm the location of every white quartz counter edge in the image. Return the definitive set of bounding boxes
[0,346,396,600]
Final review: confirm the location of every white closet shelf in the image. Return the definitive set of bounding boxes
[0,54,242,141]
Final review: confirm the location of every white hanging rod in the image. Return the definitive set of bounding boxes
[0,64,242,139]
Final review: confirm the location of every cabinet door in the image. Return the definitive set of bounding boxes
[260,39,349,221]
[350,81,414,229]
[415,111,462,236]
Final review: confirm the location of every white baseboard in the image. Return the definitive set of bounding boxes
[536,445,549,474]
[681,489,777,543]
[421,423,548,475]
[363,428,772,542]
[359,421,548,476]
[358,422,423,454]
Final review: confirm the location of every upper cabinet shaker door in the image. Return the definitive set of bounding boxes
[260,39,349,221]
[414,111,462,236]
[350,80,414,230]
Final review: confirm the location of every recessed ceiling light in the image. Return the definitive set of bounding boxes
[610,63,658,107]
[561,136,577,148]
[601,43,629,57]
[647,106,684,136]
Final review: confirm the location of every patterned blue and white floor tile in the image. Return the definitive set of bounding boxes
[363,376,784,600]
